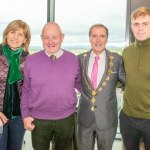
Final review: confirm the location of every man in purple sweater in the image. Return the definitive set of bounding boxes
[21,22,81,150]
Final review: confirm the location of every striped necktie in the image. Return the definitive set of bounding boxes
[50,55,57,60]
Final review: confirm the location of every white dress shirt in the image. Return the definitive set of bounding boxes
[45,49,64,59]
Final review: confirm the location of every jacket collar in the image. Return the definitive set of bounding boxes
[135,38,150,47]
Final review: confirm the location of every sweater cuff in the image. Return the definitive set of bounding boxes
[21,110,30,119]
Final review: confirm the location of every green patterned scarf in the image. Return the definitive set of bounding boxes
[2,44,23,84]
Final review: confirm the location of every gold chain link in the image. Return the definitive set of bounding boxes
[81,52,114,111]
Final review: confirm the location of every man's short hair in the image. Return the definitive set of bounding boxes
[131,6,150,20]
[89,23,109,37]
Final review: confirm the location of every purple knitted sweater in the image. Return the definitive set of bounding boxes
[21,50,81,120]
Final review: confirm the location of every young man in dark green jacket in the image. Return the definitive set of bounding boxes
[120,6,150,150]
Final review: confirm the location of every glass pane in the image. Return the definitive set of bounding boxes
[55,0,127,54]
[0,0,47,51]
[55,0,126,144]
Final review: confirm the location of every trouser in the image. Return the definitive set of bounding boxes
[0,116,25,150]
[78,121,117,150]
[32,113,75,150]
[119,110,150,150]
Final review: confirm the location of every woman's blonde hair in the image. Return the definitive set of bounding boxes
[2,19,31,51]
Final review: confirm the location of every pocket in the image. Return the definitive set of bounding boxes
[106,100,117,108]
[66,113,75,125]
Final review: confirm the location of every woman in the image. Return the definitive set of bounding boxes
[0,20,31,150]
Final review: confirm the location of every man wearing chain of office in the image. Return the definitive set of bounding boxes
[77,23,125,150]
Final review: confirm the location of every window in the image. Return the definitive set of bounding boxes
[0,0,47,51]
[56,1,126,141]
[55,0,127,54]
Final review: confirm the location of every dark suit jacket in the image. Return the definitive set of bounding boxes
[78,50,125,130]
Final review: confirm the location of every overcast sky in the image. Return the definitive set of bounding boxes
[0,0,127,47]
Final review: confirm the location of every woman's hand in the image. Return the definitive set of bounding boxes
[0,112,9,126]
